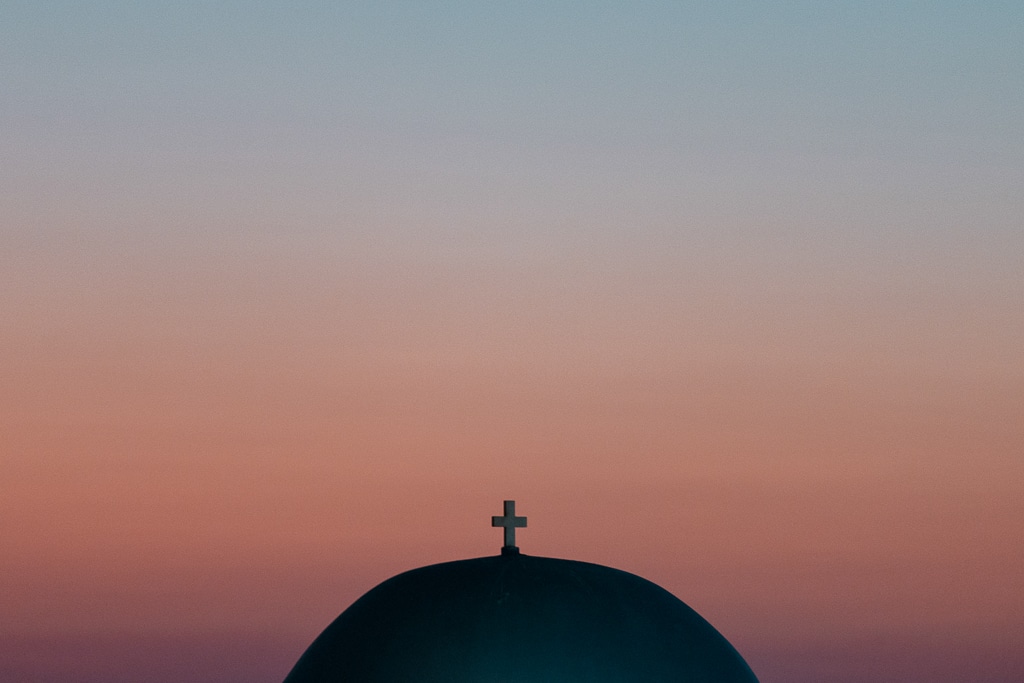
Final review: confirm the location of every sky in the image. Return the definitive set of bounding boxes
[2,2,1023,681]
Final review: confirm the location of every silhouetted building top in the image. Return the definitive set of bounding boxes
[283,501,759,682]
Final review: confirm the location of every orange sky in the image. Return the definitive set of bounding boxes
[3,235,1022,682]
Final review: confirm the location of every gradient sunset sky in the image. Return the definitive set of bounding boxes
[2,3,1023,682]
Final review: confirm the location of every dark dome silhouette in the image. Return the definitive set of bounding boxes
[283,552,759,682]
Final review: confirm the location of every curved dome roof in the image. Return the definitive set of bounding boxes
[284,553,759,682]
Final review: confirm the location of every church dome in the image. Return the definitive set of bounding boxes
[283,552,758,682]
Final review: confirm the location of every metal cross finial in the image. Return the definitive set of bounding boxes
[491,500,527,554]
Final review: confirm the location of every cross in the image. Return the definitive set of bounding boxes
[491,500,527,554]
